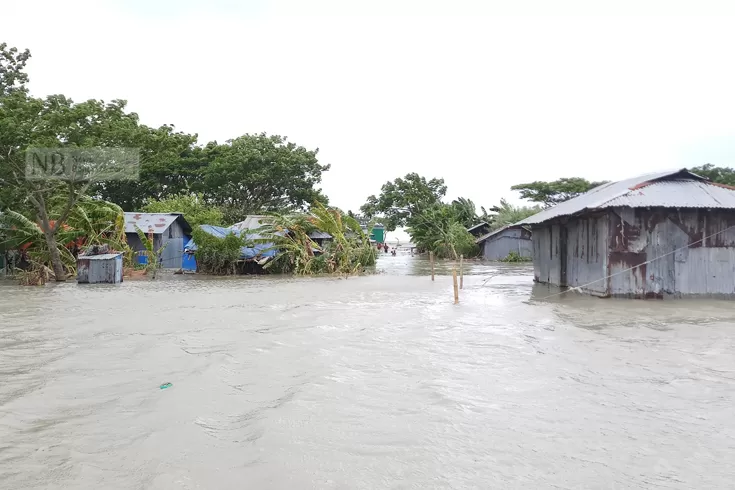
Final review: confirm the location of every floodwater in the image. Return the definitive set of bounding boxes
[1,255,735,489]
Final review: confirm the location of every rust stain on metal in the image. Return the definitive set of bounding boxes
[628,180,655,191]
[669,214,704,248]
[707,181,735,191]
[609,212,641,253]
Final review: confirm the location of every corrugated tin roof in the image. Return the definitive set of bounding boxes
[308,230,333,239]
[600,180,735,208]
[124,212,191,235]
[467,222,490,232]
[78,253,122,260]
[229,215,270,232]
[517,169,732,225]
[475,225,529,244]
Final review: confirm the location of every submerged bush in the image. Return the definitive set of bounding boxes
[500,251,531,263]
[191,227,246,275]
[258,203,377,275]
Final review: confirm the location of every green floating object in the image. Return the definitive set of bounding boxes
[159,382,173,390]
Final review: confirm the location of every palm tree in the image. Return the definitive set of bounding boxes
[489,199,541,230]
[451,197,479,228]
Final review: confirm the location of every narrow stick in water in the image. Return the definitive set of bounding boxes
[430,251,435,281]
[459,254,464,289]
[452,267,459,304]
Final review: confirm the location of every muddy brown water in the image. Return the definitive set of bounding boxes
[1,255,734,489]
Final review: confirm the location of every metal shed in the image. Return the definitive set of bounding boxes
[476,225,533,261]
[124,213,192,269]
[519,168,735,298]
[77,253,124,284]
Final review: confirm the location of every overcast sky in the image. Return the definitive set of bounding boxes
[5,0,735,225]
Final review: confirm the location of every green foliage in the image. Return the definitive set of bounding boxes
[134,225,167,277]
[0,42,185,279]
[258,203,377,275]
[0,42,30,97]
[406,203,479,259]
[500,250,531,263]
[690,164,735,186]
[511,177,609,207]
[360,173,447,231]
[0,198,127,275]
[488,199,541,230]
[191,226,246,275]
[451,197,479,228]
[142,193,224,228]
[203,133,330,223]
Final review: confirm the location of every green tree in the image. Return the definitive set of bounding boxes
[450,197,479,228]
[142,193,224,228]
[203,133,330,222]
[406,203,478,259]
[488,198,541,230]
[0,44,185,279]
[257,203,376,275]
[90,125,199,211]
[360,173,447,231]
[511,177,609,207]
[690,164,735,186]
[0,42,30,97]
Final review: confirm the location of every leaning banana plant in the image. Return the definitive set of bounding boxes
[134,225,167,278]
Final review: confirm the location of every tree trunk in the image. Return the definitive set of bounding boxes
[44,230,66,281]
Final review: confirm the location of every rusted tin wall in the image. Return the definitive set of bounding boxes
[483,228,533,260]
[607,208,735,297]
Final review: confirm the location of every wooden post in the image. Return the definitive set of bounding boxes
[452,267,459,304]
[430,251,435,281]
[459,254,464,289]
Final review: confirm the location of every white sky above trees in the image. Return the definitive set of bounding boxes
[5,0,735,234]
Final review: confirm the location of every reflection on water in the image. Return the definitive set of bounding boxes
[1,257,734,489]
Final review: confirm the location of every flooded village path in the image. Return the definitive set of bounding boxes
[1,255,735,489]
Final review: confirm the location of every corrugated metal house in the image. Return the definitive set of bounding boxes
[476,225,533,260]
[124,212,192,269]
[77,253,124,284]
[519,169,735,298]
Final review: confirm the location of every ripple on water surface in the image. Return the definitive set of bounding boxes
[1,261,734,489]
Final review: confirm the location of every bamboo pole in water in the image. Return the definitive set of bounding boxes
[452,267,459,304]
[459,254,464,289]
[430,251,435,281]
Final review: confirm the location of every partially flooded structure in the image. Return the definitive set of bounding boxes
[77,253,124,284]
[476,225,532,261]
[519,169,735,298]
[124,213,192,269]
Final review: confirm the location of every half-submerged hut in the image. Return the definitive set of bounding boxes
[124,213,192,269]
[519,169,735,298]
[77,253,124,284]
[476,225,532,260]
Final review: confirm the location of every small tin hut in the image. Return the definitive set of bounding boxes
[77,253,124,284]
